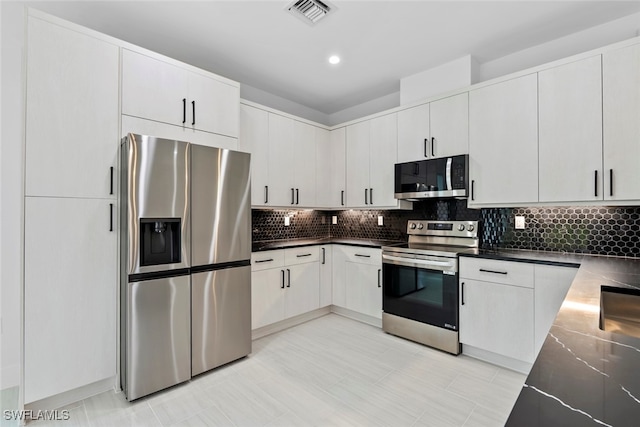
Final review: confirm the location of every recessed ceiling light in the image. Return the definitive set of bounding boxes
[328,55,340,65]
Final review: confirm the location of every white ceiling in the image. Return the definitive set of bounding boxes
[25,1,640,115]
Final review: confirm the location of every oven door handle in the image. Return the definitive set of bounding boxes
[382,254,454,268]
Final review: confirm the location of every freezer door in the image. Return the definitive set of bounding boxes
[191,266,251,376]
[191,145,251,266]
[126,275,190,400]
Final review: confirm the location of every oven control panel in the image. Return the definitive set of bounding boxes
[406,220,479,238]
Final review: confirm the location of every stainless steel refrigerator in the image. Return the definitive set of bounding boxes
[120,134,251,401]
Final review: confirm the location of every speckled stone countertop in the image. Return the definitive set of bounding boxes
[251,238,404,252]
[505,256,640,426]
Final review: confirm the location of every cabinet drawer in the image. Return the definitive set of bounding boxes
[341,246,382,266]
[459,257,534,288]
[285,246,320,265]
[251,250,285,271]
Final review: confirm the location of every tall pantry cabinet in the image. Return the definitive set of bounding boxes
[24,16,119,403]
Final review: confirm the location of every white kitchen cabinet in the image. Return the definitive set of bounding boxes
[251,267,286,330]
[603,44,640,202]
[293,121,317,206]
[285,262,320,318]
[25,16,119,199]
[316,128,346,208]
[346,114,399,208]
[468,74,538,206]
[534,265,577,355]
[267,113,295,206]
[24,197,116,403]
[397,93,468,163]
[538,56,603,203]
[239,104,270,205]
[332,246,348,308]
[319,245,333,308]
[121,115,237,150]
[122,49,239,138]
[397,103,430,162]
[345,262,383,319]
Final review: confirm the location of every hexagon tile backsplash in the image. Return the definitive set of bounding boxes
[252,203,640,258]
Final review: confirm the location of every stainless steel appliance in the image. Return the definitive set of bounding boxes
[120,134,251,401]
[381,220,479,355]
[394,154,468,200]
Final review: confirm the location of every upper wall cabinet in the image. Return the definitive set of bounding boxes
[468,74,538,206]
[25,17,119,199]
[121,49,239,138]
[538,56,603,203]
[397,93,469,163]
[239,104,270,206]
[603,44,640,202]
[316,127,346,208]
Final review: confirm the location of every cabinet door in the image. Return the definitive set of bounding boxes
[188,72,239,138]
[24,197,116,403]
[539,56,603,203]
[293,121,317,207]
[369,113,398,207]
[268,113,295,206]
[251,268,285,329]
[397,103,430,162]
[430,93,469,157]
[316,128,346,208]
[603,44,640,201]
[345,121,371,207]
[319,246,333,308]
[25,17,119,199]
[345,262,382,319]
[534,265,577,355]
[468,74,538,205]
[239,105,270,206]
[122,49,188,127]
[285,263,320,319]
[331,246,347,308]
[459,279,534,363]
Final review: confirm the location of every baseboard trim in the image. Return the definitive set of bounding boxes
[251,306,331,340]
[25,377,115,412]
[330,306,382,328]
[462,344,533,374]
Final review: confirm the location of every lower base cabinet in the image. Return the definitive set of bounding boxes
[332,245,382,319]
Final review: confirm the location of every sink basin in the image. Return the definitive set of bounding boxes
[600,285,640,339]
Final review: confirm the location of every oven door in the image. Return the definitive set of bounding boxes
[382,254,459,331]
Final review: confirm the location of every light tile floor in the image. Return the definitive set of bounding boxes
[30,314,525,426]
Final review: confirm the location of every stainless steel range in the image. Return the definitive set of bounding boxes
[381,220,479,355]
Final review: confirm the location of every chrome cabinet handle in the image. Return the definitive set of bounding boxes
[281,270,285,289]
[109,167,114,195]
[255,258,274,263]
[109,203,113,232]
[431,137,435,157]
[461,282,465,305]
[182,98,186,124]
[322,248,326,264]
[378,269,381,288]
[287,269,291,288]
[264,186,269,204]
[192,100,196,126]
[479,268,507,275]
[594,170,598,198]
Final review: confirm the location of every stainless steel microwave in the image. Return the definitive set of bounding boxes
[394,155,469,200]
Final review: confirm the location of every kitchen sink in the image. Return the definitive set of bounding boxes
[600,285,640,340]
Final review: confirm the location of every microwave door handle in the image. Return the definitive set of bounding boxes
[445,157,452,191]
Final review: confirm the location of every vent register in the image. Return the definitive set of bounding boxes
[287,0,333,25]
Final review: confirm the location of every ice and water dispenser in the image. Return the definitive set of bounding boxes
[139,218,182,266]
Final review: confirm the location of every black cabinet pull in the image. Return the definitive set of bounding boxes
[479,268,508,275]
[322,248,326,265]
[182,98,186,124]
[461,282,465,305]
[378,269,381,288]
[369,188,373,205]
[424,138,428,158]
[192,100,196,126]
[109,167,114,195]
[286,269,291,288]
[341,190,344,206]
[291,188,295,204]
[265,186,269,204]
[296,253,312,258]
[431,137,435,157]
[355,254,370,258]
[109,203,113,232]
[281,270,285,289]
[594,170,598,198]
[609,169,613,197]
[255,258,274,263]
[471,180,475,201]
[364,189,368,205]
[296,188,299,205]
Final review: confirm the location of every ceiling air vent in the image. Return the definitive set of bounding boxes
[287,0,333,25]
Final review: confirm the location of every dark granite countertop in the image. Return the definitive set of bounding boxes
[506,256,640,426]
[252,238,404,252]
[461,248,584,268]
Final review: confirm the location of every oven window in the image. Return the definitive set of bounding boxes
[383,263,458,329]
